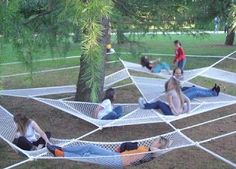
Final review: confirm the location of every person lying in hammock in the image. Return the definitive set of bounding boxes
[13,113,51,151]
[93,88,124,120]
[139,77,191,116]
[47,136,171,168]
[173,67,220,100]
[140,56,171,74]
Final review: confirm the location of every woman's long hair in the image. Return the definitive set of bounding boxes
[140,56,150,67]
[103,88,115,102]
[14,113,31,135]
[165,77,185,108]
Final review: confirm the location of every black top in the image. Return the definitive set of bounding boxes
[131,153,155,166]
[144,62,152,70]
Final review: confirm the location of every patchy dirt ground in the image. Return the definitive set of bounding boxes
[0,84,235,169]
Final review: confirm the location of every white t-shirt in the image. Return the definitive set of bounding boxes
[16,120,37,142]
[97,99,113,119]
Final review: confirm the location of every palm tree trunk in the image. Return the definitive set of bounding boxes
[75,17,110,102]
[225,29,235,46]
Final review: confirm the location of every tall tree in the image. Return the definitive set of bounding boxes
[63,0,112,102]
[225,4,236,45]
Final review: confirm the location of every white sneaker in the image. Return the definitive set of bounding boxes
[138,97,146,108]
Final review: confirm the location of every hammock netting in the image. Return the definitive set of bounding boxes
[0,105,193,168]
[0,51,236,168]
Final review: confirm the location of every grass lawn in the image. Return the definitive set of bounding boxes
[0,34,236,169]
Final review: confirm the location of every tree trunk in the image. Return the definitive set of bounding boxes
[117,28,128,44]
[225,29,235,46]
[75,17,110,102]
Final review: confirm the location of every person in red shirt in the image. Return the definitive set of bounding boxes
[173,40,186,73]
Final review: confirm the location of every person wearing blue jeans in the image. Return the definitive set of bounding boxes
[183,86,219,100]
[47,137,170,168]
[101,106,123,120]
[152,62,171,73]
[177,59,186,74]
[94,88,124,120]
[139,77,191,116]
[48,144,123,168]
[141,100,174,115]
[172,67,221,99]
[140,56,171,74]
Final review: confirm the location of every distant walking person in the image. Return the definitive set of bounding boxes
[173,40,186,73]
[214,16,220,33]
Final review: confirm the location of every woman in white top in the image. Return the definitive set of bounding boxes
[13,113,51,151]
[94,88,123,120]
[139,77,191,116]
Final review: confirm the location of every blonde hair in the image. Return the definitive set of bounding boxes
[158,137,169,149]
[165,77,185,108]
[14,113,31,135]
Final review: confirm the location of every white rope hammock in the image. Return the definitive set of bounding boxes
[201,67,236,85]
[1,104,236,169]
[33,97,142,128]
[0,52,236,128]
[0,106,72,158]
[0,106,193,168]
[0,69,130,98]
[0,51,236,169]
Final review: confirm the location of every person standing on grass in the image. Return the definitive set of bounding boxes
[173,40,186,74]
[13,113,51,151]
[139,77,191,116]
[93,88,124,120]
[214,16,220,33]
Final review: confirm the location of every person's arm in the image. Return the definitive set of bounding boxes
[167,93,179,116]
[151,58,161,65]
[183,94,191,113]
[93,105,104,118]
[31,121,51,144]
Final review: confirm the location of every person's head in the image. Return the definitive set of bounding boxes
[165,77,180,92]
[173,67,183,80]
[174,40,181,48]
[13,113,30,135]
[150,137,169,150]
[103,88,115,102]
[140,56,150,67]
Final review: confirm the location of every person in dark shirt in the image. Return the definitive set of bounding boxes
[140,56,171,74]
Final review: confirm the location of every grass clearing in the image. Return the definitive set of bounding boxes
[0,34,236,169]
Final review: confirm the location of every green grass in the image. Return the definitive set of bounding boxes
[0,34,236,169]
[0,34,236,89]
[113,34,236,56]
[1,34,236,64]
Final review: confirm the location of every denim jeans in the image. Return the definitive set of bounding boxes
[63,145,123,168]
[144,101,174,115]
[101,106,123,120]
[152,62,170,73]
[177,59,186,73]
[183,87,217,100]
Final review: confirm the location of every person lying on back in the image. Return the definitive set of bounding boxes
[140,56,171,74]
[173,67,220,100]
[47,136,171,168]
